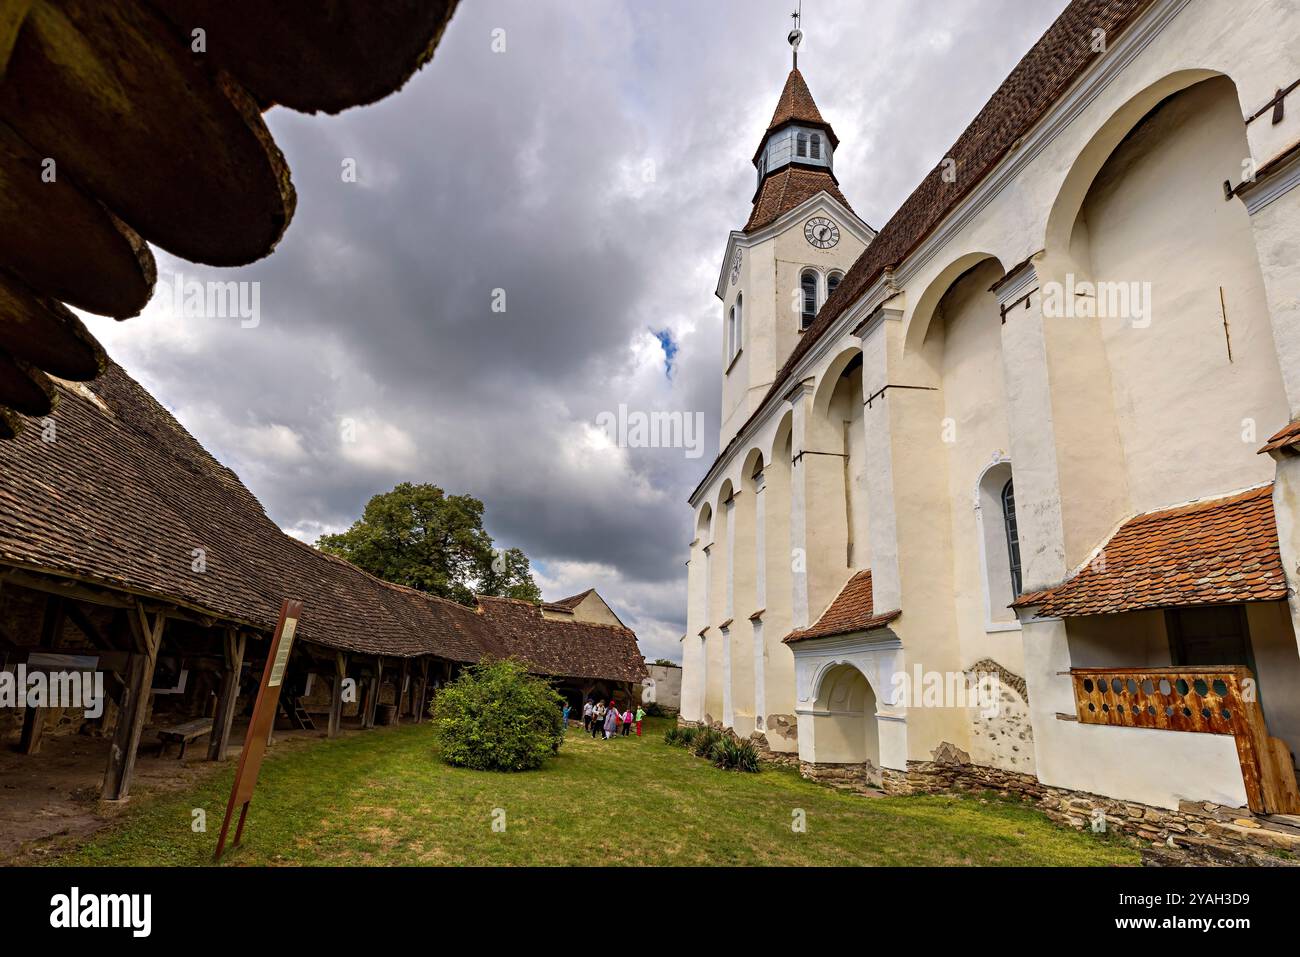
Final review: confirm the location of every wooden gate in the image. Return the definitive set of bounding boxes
[1070,666,1300,814]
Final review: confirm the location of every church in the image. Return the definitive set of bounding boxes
[682,0,1300,833]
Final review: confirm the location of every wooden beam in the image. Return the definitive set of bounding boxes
[208,629,245,761]
[0,0,35,78]
[363,658,383,729]
[100,607,164,801]
[19,595,65,755]
[395,659,410,722]
[413,659,430,725]
[328,652,348,739]
[1,568,135,609]
[64,602,107,648]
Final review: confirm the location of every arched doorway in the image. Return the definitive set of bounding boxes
[809,663,879,769]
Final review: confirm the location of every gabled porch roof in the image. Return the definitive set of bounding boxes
[784,569,900,643]
[1012,485,1287,618]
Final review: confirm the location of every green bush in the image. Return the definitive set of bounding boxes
[663,727,685,746]
[690,727,724,758]
[429,658,563,771]
[710,736,760,773]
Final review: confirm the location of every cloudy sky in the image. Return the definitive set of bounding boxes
[90,0,1069,662]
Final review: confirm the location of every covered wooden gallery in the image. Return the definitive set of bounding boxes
[0,0,460,436]
[0,364,647,801]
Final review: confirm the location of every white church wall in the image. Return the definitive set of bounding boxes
[1080,75,1285,516]
[687,0,1300,804]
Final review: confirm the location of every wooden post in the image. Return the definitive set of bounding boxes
[328,652,347,738]
[101,606,164,801]
[19,595,66,755]
[396,660,410,722]
[208,629,246,761]
[413,659,430,724]
[364,658,383,728]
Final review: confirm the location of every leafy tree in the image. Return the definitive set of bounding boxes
[429,659,564,771]
[317,482,541,605]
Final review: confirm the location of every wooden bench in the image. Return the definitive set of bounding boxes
[156,718,213,760]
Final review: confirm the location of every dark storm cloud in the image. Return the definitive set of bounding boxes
[92,1,1069,660]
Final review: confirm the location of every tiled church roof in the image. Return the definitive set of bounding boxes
[785,569,900,643]
[1258,420,1300,455]
[745,67,850,232]
[0,362,645,682]
[762,68,838,147]
[745,166,853,232]
[1012,485,1287,618]
[697,0,1158,500]
[552,589,594,609]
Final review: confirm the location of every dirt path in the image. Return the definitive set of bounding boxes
[0,723,334,863]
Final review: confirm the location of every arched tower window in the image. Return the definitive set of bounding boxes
[726,304,736,365]
[726,294,743,365]
[827,271,843,298]
[800,271,817,330]
[1001,478,1022,596]
[733,293,743,359]
[809,133,822,160]
[796,132,808,158]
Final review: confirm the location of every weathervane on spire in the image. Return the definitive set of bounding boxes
[788,2,803,69]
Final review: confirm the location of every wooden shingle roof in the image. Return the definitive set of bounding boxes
[0,362,644,682]
[0,1,460,435]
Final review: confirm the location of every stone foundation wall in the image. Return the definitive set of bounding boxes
[750,731,800,767]
[800,760,880,791]
[873,754,1300,866]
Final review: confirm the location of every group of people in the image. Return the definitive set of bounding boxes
[580,699,644,739]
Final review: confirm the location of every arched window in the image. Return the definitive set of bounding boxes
[726,304,736,365]
[796,132,808,158]
[809,133,822,160]
[1001,479,1023,596]
[827,271,843,298]
[733,293,743,359]
[800,271,817,330]
[976,460,1021,629]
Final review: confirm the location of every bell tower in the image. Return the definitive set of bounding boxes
[714,17,875,449]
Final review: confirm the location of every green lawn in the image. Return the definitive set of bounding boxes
[53,718,1137,866]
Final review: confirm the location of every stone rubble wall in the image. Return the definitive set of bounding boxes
[874,753,1300,866]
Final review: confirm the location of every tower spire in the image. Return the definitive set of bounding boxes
[788,3,803,70]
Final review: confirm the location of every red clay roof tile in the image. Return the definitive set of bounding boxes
[745,165,853,233]
[784,569,900,643]
[1012,485,1287,618]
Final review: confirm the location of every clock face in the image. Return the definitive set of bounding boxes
[729,249,742,285]
[804,217,840,249]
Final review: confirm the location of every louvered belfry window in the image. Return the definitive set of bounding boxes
[800,272,817,330]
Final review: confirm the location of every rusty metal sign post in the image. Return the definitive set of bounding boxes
[214,598,303,861]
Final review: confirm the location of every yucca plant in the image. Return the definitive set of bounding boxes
[691,727,723,758]
[711,737,761,773]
